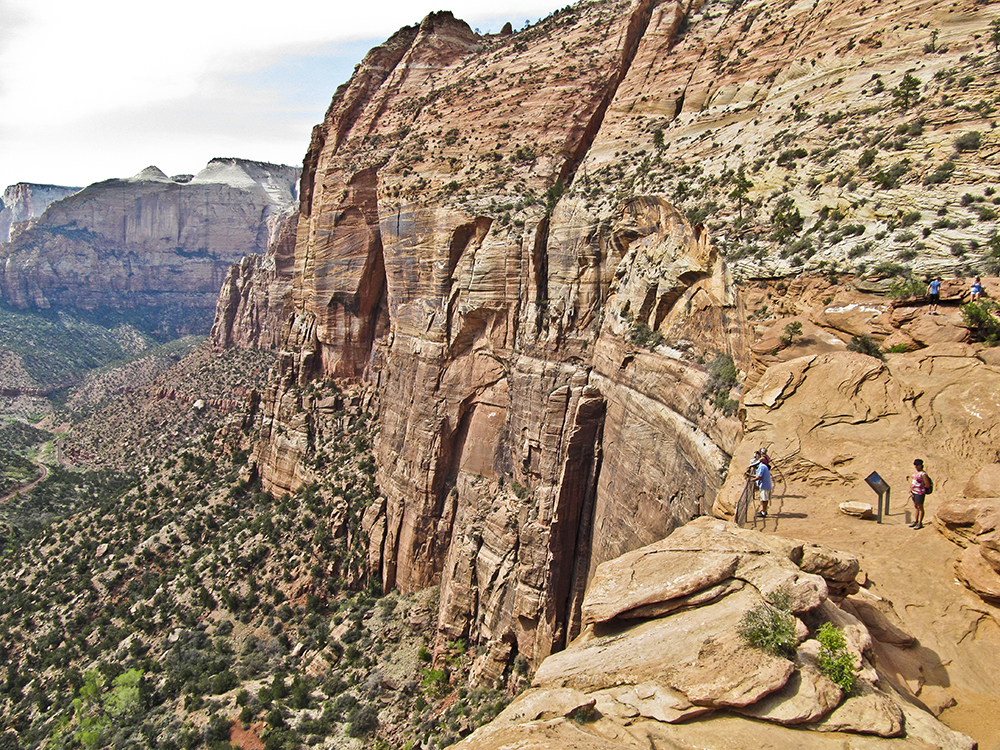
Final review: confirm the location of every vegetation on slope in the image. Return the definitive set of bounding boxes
[0,388,520,750]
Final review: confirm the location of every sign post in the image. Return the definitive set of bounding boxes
[864,471,891,523]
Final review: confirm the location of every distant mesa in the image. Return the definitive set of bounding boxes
[0,157,301,338]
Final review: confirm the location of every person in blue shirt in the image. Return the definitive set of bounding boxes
[971,276,983,302]
[753,450,773,519]
[927,277,941,314]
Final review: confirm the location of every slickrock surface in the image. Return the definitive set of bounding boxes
[451,517,975,749]
[0,159,299,332]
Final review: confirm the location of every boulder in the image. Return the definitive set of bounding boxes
[736,666,842,725]
[839,502,874,519]
[796,542,860,583]
[537,586,797,708]
[934,494,1000,547]
[807,684,904,737]
[963,463,1000,499]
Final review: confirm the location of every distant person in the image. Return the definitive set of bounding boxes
[927,277,941,314]
[759,447,771,467]
[753,451,773,519]
[908,458,931,529]
[971,276,983,302]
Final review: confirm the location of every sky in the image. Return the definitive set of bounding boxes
[0,0,567,192]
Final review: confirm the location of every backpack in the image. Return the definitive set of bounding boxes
[924,474,933,495]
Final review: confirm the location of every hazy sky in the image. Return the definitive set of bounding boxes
[0,0,566,191]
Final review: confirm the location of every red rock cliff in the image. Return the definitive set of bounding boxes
[254,0,1000,672]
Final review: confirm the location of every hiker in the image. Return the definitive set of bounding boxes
[908,458,931,529]
[927,277,941,314]
[971,276,983,302]
[759,447,771,467]
[753,451,773,519]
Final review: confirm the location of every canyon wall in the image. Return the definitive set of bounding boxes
[0,159,299,335]
[253,0,1000,672]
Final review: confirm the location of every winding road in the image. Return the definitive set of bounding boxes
[0,460,49,505]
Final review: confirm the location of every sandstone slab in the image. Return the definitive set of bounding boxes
[537,586,795,708]
[581,546,739,625]
[807,685,903,737]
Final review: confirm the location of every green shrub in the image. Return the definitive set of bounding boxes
[738,595,797,658]
[886,278,927,299]
[346,704,379,737]
[961,301,1000,345]
[628,321,664,350]
[780,321,803,346]
[816,622,857,693]
[705,354,739,416]
[923,160,956,185]
[954,131,981,152]
[847,334,884,359]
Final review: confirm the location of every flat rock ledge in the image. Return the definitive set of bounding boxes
[450,517,975,750]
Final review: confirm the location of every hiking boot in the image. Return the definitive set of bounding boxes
[913,523,923,530]
[756,510,767,519]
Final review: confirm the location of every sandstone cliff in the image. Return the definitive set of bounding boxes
[0,182,81,243]
[249,0,1000,720]
[0,158,299,335]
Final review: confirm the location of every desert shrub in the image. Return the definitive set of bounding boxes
[961,301,1000,345]
[816,622,857,693]
[953,131,981,152]
[885,343,910,353]
[346,704,379,737]
[771,196,803,241]
[872,262,906,277]
[738,593,796,658]
[847,334,884,359]
[923,160,955,185]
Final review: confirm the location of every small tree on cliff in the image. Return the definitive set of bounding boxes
[892,73,922,110]
[728,165,753,220]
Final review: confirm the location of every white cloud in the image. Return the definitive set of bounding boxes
[0,0,564,189]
